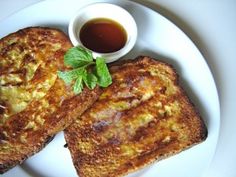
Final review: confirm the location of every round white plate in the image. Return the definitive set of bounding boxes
[0,0,220,177]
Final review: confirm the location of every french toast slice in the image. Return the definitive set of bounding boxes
[64,56,207,177]
[0,27,101,173]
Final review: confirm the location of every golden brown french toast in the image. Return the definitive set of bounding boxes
[0,27,101,173]
[64,56,207,177]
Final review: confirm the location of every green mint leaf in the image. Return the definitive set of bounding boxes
[57,68,85,85]
[73,76,83,94]
[95,57,112,87]
[58,46,112,94]
[82,70,98,90]
[64,46,93,68]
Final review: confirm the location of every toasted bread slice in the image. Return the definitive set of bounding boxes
[64,56,207,177]
[0,27,101,173]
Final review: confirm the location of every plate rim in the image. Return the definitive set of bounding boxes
[0,0,220,177]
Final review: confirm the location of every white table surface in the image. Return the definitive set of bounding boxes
[0,0,235,177]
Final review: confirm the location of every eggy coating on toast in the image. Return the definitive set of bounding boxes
[0,27,101,173]
[64,56,207,177]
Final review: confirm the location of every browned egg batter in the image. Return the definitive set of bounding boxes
[65,57,207,177]
[0,27,101,173]
[79,18,127,53]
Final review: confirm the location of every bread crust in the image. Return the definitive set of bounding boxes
[0,27,102,173]
[65,56,207,177]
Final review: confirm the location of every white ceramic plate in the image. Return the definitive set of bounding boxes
[0,0,220,177]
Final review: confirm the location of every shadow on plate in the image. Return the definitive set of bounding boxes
[21,163,47,177]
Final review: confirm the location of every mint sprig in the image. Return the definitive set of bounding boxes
[64,47,93,68]
[58,46,112,94]
[95,57,113,87]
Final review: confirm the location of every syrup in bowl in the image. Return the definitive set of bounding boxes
[68,3,137,63]
[80,18,127,53]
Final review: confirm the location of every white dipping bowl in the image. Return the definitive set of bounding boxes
[68,3,137,63]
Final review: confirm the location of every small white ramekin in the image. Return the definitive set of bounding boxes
[68,3,137,63]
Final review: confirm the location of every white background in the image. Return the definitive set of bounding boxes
[0,0,235,177]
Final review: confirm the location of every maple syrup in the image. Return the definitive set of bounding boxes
[80,18,127,53]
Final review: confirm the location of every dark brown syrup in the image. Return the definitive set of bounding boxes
[79,18,127,53]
